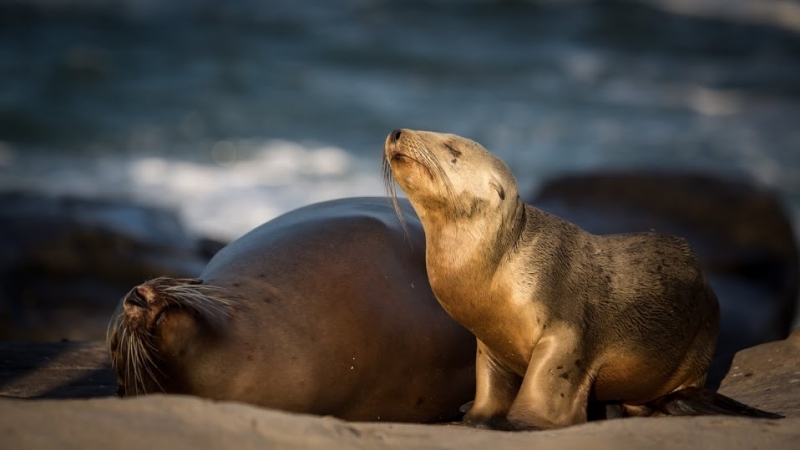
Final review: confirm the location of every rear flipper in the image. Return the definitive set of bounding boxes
[648,387,783,419]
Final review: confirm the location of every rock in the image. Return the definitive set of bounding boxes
[718,328,800,416]
[528,171,799,387]
[1,332,799,449]
[0,341,113,399]
[0,191,222,342]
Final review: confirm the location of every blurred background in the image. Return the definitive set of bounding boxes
[0,0,799,345]
[2,0,799,239]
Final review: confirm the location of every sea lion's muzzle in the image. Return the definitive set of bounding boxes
[390,129,403,143]
[385,129,424,169]
[120,284,169,331]
[384,129,405,160]
[123,287,148,310]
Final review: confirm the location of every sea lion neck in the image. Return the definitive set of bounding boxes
[422,196,527,289]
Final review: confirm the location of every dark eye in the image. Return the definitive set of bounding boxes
[444,143,461,157]
[490,181,505,201]
[444,143,461,163]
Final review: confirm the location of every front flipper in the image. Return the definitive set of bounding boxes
[505,333,592,430]
[462,339,523,430]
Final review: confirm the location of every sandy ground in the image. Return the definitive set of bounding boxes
[2,395,799,450]
[1,328,799,449]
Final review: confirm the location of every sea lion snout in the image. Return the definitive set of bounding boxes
[120,283,170,331]
[123,287,148,310]
[390,129,403,143]
[121,284,166,318]
[384,128,407,159]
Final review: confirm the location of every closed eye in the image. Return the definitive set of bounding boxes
[444,143,461,158]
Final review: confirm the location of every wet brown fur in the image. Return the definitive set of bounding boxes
[106,197,477,422]
[383,129,781,429]
[107,277,240,397]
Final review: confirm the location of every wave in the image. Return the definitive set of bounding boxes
[0,139,389,240]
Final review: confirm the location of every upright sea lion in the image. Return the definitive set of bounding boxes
[382,129,782,430]
[107,197,476,423]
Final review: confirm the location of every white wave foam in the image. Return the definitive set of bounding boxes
[1,135,798,246]
[0,140,389,241]
[130,141,390,239]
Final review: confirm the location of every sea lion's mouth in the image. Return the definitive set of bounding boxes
[386,144,433,175]
[390,151,407,161]
[386,146,416,165]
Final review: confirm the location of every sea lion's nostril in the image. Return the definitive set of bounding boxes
[391,129,402,143]
[124,288,148,309]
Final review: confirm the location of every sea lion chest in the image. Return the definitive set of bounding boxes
[427,263,542,376]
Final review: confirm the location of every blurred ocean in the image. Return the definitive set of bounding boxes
[1,0,799,240]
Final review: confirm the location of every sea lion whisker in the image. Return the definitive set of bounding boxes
[171,277,203,285]
[428,153,456,200]
[195,286,239,308]
[131,333,144,396]
[131,332,145,396]
[412,145,438,181]
[139,347,166,392]
[139,331,160,353]
[129,334,139,396]
[155,291,219,318]
[125,334,135,397]
[183,296,227,320]
[167,296,208,316]
[107,324,119,370]
[168,282,232,296]
[135,334,152,394]
[432,159,458,209]
[413,143,454,197]
[106,310,122,349]
[416,146,462,218]
[382,154,410,241]
[164,284,236,310]
[117,312,166,395]
[121,327,132,395]
[110,341,119,371]
[141,347,165,377]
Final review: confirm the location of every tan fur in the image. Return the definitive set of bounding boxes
[384,129,723,429]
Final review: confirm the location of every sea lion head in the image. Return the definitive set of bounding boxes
[106,277,237,397]
[383,129,520,230]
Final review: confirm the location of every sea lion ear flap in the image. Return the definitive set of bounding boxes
[489,177,506,201]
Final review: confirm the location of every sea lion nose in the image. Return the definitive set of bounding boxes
[390,129,402,143]
[124,287,148,309]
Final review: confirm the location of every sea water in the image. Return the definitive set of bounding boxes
[1,0,799,241]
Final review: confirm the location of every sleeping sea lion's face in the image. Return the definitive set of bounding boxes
[106,277,233,397]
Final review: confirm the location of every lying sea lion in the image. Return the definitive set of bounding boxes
[107,197,476,422]
[382,128,782,430]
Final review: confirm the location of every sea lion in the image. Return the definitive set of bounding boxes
[382,129,782,430]
[528,172,799,389]
[106,197,476,423]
